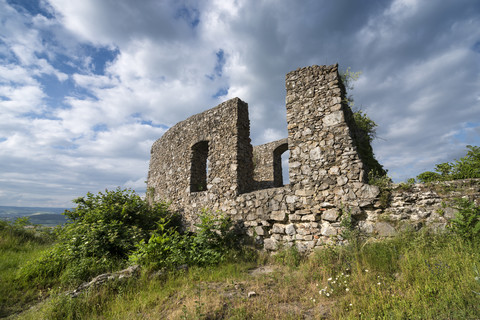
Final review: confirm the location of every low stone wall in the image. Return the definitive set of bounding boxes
[185,179,478,252]
[359,179,480,237]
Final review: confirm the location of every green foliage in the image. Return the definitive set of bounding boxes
[340,67,362,108]
[11,230,480,319]
[339,207,359,243]
[449,198,480,241]
[273,245,303,268]
[0,219,56,317]
[396,178,416,191]
[19,188,174,285]
[130,209,238,270]
[368,170,392,208]
[417,145,480,182]
[340,67,386,177]
[0,217,56,248]
[353,110,377,143]
[417,171,444,183]
[313,230,480,319]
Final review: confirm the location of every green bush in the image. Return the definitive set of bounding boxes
[417,145,480,182]
[449,198,480,241]
[130,209,239,270]
[19,188,175,285]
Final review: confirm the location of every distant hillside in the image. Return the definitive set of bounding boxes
[0,206,70,226]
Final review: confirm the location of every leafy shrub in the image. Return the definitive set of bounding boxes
[19,188,175,285]
[341,68,386,177]
[396,178,416,191]
[368,170,392,208]
[417,171,442,183]
[417,145,480,182]
[449,198,480,241]
[353,110,377,143]
[339,207,359,243]
[130,209,238,270]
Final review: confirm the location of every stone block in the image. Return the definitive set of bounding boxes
[271,224,285,234]
[301,214,317,221]
[285,195,297,204]
[321,222,338,236]
[264,238,278,251]
[270,211,286,221]
[255,226,265,236]
[285,223,296,235]
[322,208,339,222]
[295,189,315,197]
[288,214,301,221]
[296,209,311,215]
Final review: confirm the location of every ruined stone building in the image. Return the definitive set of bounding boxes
[147,64,472,251]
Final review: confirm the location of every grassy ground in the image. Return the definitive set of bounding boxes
[0,221,56,318]
[6,228,479,320]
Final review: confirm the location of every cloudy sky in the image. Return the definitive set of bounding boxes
[1,0,479,207]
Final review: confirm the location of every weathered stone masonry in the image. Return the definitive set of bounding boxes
[147,65,480,252]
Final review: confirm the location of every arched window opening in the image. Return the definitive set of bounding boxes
[273,143,289,187]
[190,141,209,192]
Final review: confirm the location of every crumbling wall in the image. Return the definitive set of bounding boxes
[147,98,254,222]
[147,65,478,252]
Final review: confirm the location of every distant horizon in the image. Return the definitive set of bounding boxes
[0,205,70,226]
[0,205,70,209]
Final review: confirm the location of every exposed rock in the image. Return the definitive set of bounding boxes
[68,265,140,298]
[375,222,396,237]
[322,209,339,222]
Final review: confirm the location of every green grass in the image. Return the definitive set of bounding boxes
[0,221,57,318]
[323,231,480,319]
[4,226,480,319]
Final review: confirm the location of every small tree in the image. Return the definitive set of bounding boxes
[417,145,480,182]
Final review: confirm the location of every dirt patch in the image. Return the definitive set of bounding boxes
[248,265,277,276]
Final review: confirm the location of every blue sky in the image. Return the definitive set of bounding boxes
[1,0,479,207]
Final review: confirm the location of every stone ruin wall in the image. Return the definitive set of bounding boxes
[147,64,480,252]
